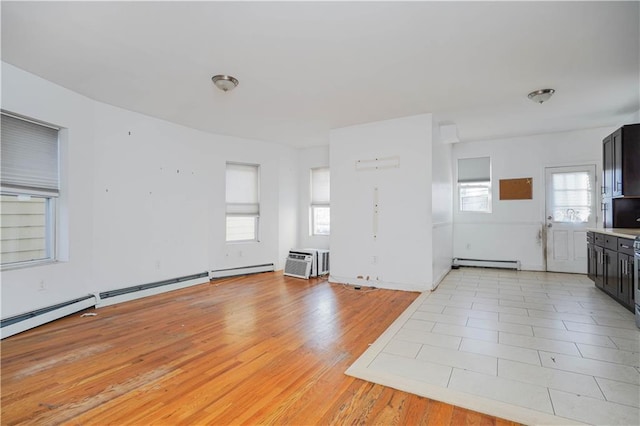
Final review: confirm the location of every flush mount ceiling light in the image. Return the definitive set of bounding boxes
[211,75,239,92]
[528,88,555,104]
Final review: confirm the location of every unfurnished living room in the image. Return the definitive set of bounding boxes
[1,2,639,425]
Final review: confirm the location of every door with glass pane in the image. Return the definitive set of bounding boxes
[545,165,597,273]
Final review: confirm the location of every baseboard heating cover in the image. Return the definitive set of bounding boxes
[210,263,275,279]
[1,295,96,339]
[97,272,209,307]
[452,258,521,270]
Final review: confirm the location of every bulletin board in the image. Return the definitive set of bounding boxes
[499,178,532,200]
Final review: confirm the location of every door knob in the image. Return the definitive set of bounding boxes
[547,223,552,228]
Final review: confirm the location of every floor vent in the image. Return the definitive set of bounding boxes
[97,272,209,307]
[452,258,521,270]
[210,263,275,279]
[1,295,96,339]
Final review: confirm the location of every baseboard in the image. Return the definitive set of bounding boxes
[210,263,274,279]
[1,295,97,339]
[97,272,209,308]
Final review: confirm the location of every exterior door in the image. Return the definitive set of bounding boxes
[545,165,597,273]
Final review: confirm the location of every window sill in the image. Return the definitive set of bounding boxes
[1,259,58,272]
[226,240,260,245]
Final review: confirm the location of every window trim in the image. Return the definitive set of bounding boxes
[310,204,330,236]
[457,156,492,213]
[225,215,260,244]
[458,181,492,213]
[310,167,330,236]
[1,112,60,269]
[225,162,260,243]
[0,192,58,270]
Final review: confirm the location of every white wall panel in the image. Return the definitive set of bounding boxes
[329,114,433,292]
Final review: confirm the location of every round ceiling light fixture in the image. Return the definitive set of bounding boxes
[528,88,555,104]
[211,75,239,92]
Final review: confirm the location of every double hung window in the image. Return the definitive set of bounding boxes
[1,113,60,267]
[225,163,260,242]
[310,167,330,235]
[458,157,491,213]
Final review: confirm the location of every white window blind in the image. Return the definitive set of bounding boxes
[457,157,490,183]
[1,113,59,195]
[458,157,491,213]
[226,163,259,216]
[551,171,592,223]
[310,167,330,235]
[226,162,259,242]
[311,167,330,205]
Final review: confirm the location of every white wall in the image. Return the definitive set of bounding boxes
[452,127,613,271]
[296,145,330,250]
[278,148,299,267]
[1,63,96,318]
[1,62,297,318]
[431,136,453,288]
[329,114,433,292]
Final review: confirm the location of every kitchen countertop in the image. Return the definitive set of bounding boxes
[587,228,640,239]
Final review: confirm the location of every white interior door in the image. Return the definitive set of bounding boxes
[545,165,597,273]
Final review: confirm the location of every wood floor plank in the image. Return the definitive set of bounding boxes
[1,272,521,425]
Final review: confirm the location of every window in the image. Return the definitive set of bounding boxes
[458,157,491,213]
[225,162,259,242]
[310,167,330,235]
[1,113,59,267]
[551,171,592,223]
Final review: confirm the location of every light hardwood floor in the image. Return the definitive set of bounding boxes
[1,272,520,425]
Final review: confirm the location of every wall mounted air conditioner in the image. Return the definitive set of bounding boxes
[284,251,313,279]
[309,249,330,276]
[285,249,330,278]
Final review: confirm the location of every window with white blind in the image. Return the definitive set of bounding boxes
[458,156,491,213]
[226,162,260,242]
[1,112,60,267]
[551,171,592,223]
[310,167,330,235]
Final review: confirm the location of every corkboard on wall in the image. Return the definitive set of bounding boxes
[500,178,532,200]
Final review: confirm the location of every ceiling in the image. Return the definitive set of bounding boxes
[2,1,639,147]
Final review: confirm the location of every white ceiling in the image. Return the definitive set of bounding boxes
[2,1,639,147]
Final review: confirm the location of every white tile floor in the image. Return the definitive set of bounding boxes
[345,268,640,425]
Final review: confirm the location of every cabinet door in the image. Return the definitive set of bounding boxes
[603,135,613,198]
[603,248,618,296]
[587,242,597,281]
[617,253,631,307]
[612,128,623,197]
[594,245,604,289]
[620,124,640,196]
[602,198,613,228]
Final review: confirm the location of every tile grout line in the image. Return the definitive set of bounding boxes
[546,387,557,416]
[592,375,608,401]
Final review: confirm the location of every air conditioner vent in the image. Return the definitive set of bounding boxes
[284,255,313,279]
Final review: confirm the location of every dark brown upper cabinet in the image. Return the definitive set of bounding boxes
[603,124,640,198]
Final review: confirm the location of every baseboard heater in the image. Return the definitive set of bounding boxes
[1,295,96,339]
[210,263,275,279]
[452,258,521,270]
[98,272,209,307]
